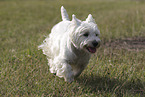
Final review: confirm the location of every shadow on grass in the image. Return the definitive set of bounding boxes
[76,75,144,96]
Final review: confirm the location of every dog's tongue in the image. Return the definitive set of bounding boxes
[88,47,96,53]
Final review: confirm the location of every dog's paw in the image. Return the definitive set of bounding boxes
[64,77,74,83]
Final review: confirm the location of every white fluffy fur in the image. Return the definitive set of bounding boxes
[39,6,101,82]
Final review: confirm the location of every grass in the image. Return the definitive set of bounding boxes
[0,0,145,96]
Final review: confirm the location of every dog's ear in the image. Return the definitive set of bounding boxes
[61,6,70,21]
[86,14,96,23]
[72,14,81,26]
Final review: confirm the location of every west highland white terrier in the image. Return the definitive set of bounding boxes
[39,6,101,82]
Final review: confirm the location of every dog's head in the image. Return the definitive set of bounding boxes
[61,6,101,54]
[70,14,101,53]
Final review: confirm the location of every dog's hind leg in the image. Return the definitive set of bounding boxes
[48,59,57,74]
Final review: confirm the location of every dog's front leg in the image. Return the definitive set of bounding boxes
[73,65,86,78]
[55,60,74,82]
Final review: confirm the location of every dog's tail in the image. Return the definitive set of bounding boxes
[61,6,69,21]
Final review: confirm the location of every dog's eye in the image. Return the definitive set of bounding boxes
[83,33,89,37]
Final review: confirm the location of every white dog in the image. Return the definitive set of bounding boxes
[39,6,101,82]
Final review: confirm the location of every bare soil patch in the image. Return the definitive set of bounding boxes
[104,37,145,51]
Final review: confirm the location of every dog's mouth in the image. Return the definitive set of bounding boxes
[86,47,96,53]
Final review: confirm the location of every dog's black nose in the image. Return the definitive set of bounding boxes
[92,41,98,47]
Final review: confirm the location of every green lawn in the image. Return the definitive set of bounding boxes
[1,0,145,96]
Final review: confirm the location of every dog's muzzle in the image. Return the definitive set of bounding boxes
[85,41,100,53]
